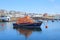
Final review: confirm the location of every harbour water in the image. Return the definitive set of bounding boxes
[0,21,60,40]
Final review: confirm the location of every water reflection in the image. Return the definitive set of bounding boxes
[0,22,12,31]
[18,28,32,37]
[0,22,60,40]
[0,23,5,31]
[13,27,42,38]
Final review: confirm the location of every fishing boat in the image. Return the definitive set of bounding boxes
[13,16,42,29]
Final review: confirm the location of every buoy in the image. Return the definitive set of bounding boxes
[45,25,48,28]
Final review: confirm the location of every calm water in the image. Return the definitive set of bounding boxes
[0,21,60,40]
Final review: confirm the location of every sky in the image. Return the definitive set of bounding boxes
[0,0,60,14]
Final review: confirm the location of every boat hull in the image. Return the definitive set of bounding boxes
[13,22,42,29]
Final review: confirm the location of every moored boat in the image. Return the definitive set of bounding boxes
[0,16,10,22]
[13,21,42,29]
[13,16,43,29]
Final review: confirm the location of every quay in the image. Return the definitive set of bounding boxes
[0,17,60,22]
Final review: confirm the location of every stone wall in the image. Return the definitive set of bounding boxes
[10,17,20,21]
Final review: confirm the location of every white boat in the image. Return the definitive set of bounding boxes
[0,16,10,22]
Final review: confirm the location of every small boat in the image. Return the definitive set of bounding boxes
[0,16,10,22]
[13,16,42,29]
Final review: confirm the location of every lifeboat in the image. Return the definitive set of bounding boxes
[13,16,42,29]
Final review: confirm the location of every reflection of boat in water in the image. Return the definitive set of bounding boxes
[0,23,5,31]
[17,28,32,37]
[13,26,42,31]
[13,27,42,37]
[13,16,42,29]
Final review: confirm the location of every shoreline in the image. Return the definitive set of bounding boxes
[0,17,60,22]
